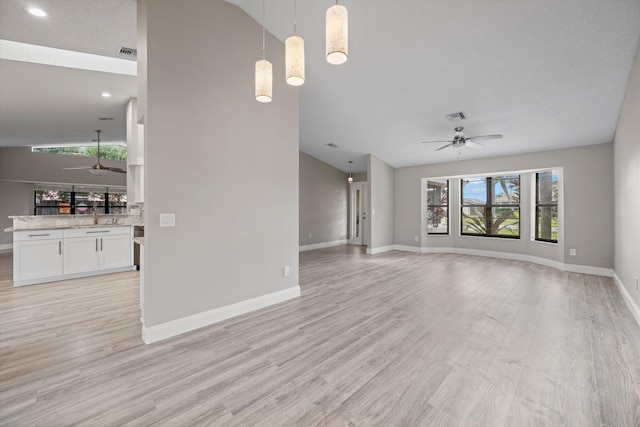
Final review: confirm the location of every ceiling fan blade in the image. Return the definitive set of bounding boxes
[103,166,127,174]
[435,143,454,151]
[421,140,453,144]
[466,134,503,142]
[63,166,92,170]
[465,140,482,149]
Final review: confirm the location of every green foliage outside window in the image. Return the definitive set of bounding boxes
[33,145,127,161]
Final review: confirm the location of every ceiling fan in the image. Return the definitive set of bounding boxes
[421,126,503,151]
[64,130,126,175]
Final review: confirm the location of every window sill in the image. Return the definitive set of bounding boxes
[531,238,558,246]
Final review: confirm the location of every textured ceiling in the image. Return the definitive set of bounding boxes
[1,0,639,172]
[227,0,640,172]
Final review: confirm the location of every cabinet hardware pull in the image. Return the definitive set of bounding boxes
[101,238,103,251]
[96,239,98,251]
[59,241,62,255]
[28,233,50,237]
[86,230,109,234]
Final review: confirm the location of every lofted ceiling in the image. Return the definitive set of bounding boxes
[1,0,639,172]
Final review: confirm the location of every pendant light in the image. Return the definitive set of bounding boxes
[347,161,354,183]
[255,0,272,103]
[285,0,305,86]
[326,0,348,65]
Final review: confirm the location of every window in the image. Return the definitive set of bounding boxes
[34,186,127,215]
[32,145,127,161]
[427,179,448,234]
[535,170,559,243]
[34,189,72,215]
[461,175,520,238]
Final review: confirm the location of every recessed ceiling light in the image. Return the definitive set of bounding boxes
[101,92,112,98]
[24,7,47,17]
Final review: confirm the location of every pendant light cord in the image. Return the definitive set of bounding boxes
[262,0,266,60]
[293,0,297,35]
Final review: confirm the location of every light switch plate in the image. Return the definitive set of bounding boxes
[160,213,175,227]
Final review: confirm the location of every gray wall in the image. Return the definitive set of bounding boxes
[394,143,614,269]
[0,181,33,247]
[368,154,395,250]
[353,172,367,182]
[299,151,348,246]
[0,147,126,186]
[614,47,640,308]
[140,0,299,327]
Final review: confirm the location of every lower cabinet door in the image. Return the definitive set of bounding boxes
[64,237,100,275]
[15,240,63,282]
[99,234,132,270]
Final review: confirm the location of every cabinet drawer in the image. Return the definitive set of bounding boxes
[63,226,131,238]
[14,230,64,241]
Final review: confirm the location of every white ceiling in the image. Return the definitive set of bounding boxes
[0,0,136,147]
[1,0,639,172]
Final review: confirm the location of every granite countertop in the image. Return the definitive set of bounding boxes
[5,223,137,232]
[133,237,145,245]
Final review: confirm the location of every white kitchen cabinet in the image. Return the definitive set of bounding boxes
[13,231,63,284]
[64,227,133,274]
[100,234,132,270]
[63,236,101,274]
[13,226,134,286]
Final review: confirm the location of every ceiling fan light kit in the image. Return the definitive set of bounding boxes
[88,167,109,176]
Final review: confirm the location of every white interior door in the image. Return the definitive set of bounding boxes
[350,182,367,245]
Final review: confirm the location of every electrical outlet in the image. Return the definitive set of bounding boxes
[308,232,312,239]
[569,248,576,256]
[414,235,419,242]
[283,266,290,277]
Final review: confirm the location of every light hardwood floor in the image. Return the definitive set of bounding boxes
[1,246,639,426]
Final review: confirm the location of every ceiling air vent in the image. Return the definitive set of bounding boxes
[445,111,466,122]
[98,117,114,121]
[118,46,137,58]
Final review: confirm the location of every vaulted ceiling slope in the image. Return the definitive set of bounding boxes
[1,1,639,172]
[227,0,640,171]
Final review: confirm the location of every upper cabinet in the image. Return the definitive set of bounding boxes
[126,98,144,204]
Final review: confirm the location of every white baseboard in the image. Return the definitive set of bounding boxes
[613,272,640,327]
[366,245,395,255]
[13,265,137,287]
[563,263,613,277]
[299,240,347,252]
[0,243,12,251]
[389,245,612,278]
[392,245,422,253]
[141,285,301,344]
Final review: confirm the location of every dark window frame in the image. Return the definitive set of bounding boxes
[427,179,449,235]
[460,175,521,239]
[535,171,559,244]
[34,190,126,216]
